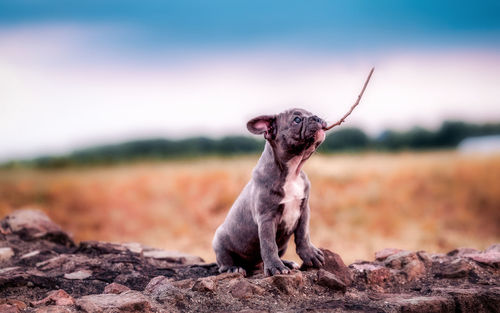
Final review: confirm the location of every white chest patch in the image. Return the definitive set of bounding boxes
[279,175,305,233]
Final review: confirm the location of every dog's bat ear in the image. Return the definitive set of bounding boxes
[247,115,276,137]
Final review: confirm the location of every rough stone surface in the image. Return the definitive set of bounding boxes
[485,243,500,253]
[228,279,263,299]
[142,249,204,265]
[0,299,27,312]
[388,295,455,313]
[447,247,480,256]
[266,270,304,295]
[34,306,76,313]
[0,246,15,262]
[465,251,500,268]
[191,276,216,292]
[311,248,352,285]
[143,275,171,294]
[103,282,130,294]
[31,290,75,306]
[1,209,74,247]
[317,269,346,292]
[1,209,499,313]
[76,291,152,313]
[375,248,405,261]
[63,270,92,280]
[384,250,427,281]
[351,262,392,288]
[0,304,20,313]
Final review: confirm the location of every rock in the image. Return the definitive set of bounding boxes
[387,295,455,313]
[21,250,40,259]
[145,277,184,304]
[113,271,151,290]
[317,269,346,292]
[405,259,426,281]
[0,247,14,262]
[171,278,196,289]
[2,209,74,246]
[144,276,171,293]
[465,252,500,268]
[0,299,27,312]
[433,287,500,312]
[0,266,19,274]
[384,251,426,281]
[191,276,216,292]
[416,251,433,266]
[384,251,415,269]
[485,243,500,253]
[0,304,19,313]
[214,272,244,281]
[104,282,130,294]
[318,249,352,285]
[121,242,144,254]
[76,291,152,313]
[148,279,190,308]
[447,247,479,256]
[351,263,391,287]
[34,306,76,313]
[229,279,255,299]
[1,210,499,313]
[142,249,204,265]
[76,241,128,255]
[228,279,265,299]
[63,269,92,280]
[437,258,473,279]
[375,248,405,261]
[32,289,75,306]
[265,270,304,295]
[36,255,66,270]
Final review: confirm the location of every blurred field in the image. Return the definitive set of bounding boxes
[1,151,499,265]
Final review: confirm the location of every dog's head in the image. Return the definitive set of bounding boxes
[247,108,327,162]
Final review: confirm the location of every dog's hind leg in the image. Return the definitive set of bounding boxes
[215,248,246,276]
[213,235,247,276]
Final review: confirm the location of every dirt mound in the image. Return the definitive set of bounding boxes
[0,209,498,312]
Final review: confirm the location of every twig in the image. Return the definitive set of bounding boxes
[324,67,375,130]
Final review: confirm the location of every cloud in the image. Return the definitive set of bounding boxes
[0,23,499,161]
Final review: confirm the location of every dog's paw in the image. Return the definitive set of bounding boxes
[264,261,290,276]
[298,245,325,268]
[219,265,246,276]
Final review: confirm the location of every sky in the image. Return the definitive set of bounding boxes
[1,0,500,161]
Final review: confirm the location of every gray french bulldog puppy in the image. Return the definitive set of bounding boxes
[212,108,327,276]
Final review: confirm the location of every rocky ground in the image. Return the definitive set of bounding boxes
[0,210,499,313]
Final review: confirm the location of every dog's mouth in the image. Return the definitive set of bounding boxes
[292,129,324,175]
[310,128,325,150]
[303,129,325,156]
[315,129,325,145]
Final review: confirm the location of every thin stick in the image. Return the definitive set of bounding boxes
[324,67,375,130]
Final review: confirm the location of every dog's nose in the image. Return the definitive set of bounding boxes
[311,115,327,128]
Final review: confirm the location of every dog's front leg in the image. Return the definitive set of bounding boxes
[295,200,325,268]
[258,217,290,276]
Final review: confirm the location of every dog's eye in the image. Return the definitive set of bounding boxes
[293,117,302,124]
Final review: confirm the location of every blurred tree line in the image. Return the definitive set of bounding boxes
[3,120,500,168]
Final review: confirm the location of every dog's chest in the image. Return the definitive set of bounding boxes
[279,175,305,233]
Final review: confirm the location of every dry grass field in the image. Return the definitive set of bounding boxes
[1,151,499,264]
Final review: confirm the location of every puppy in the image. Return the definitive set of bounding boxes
[212,108,326,276]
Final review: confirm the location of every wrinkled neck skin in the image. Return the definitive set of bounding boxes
[253,141,308,183]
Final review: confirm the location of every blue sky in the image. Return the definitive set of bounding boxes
[1,1,499,51]
[0,1,499,160]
